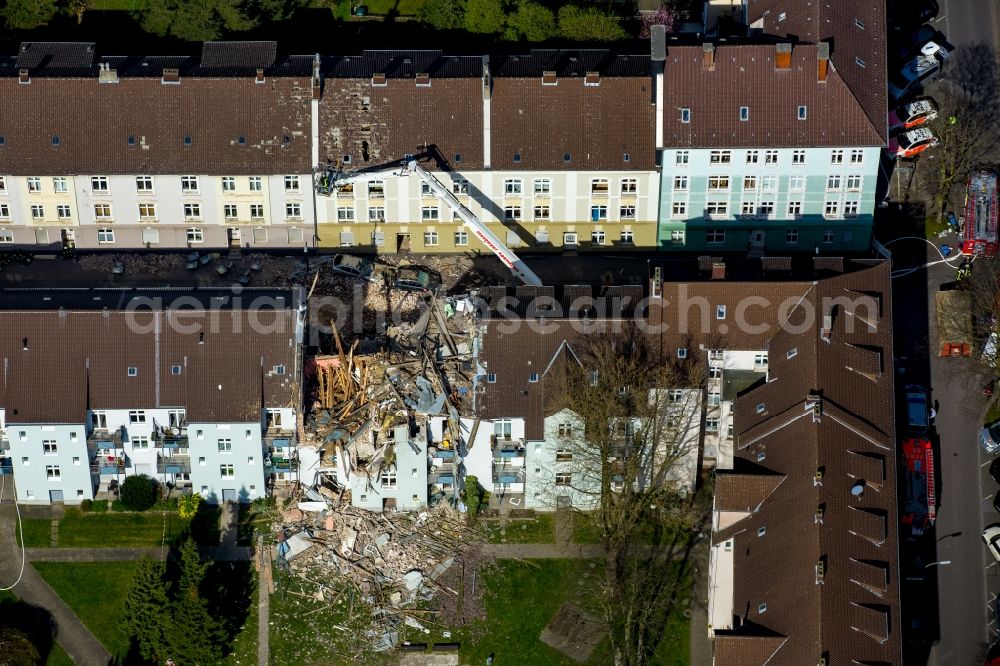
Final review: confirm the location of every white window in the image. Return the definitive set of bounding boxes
[739,106,749,121]
[764,150,778,164]
[746,150,759,164]
[91,176,109,192]
[787,348,798,359]
[224,204,237,219]
[57,205,71,219]
[787,200,802,218]
[220,464,235,478]
[181,176,199,192]
[677,347,688,358]
[380,469,397,488]
[673,175,689,191]
[424,231,439,246]
[670,229,684,243]
[372,231,385,246]
[555,473,572,486]
[218,439,232,453]
[221,176,236,192]
[284,175,300,192]
[675,151,689,166]
[591,230,605,245]
[709,150,731,164]
[590,179,609,195]
[504,206,522,221]
[421,207,439,221]
[621,178,637,194]
[533,179,551,195]
[706,229,725,244]
[0,229,11,243]
[705,418,720,433]
[620,205,636,219]
[504,179,523,195]
[251,204,265,219]
[27,177,41,192]
[754,353,768,369]
[824,199,840,218]
[285,203,301,219]
[455,231,468,246]
[43,441,57,455]
[758,602,767,614]
[671,201,687,218]
[138,203,155,219]
[94,203,112,219]
[452,179,469,195]
[30,204,43,219]
[850,149,864,164]
[716,305,726,319]
[34,228,47,244]
[533,205,550,220]
[707,176,730,191]
[620,230,634,244]
[420,182,432,195]
[789,174,805,191]
[248,176,262,191]
[46,465,60,479]
[680,108,691,123]
[136,176,153,192]
[831,149,844,164]
[792,150,806,164]
[368,206,385,222]
[798,105,808,120]
[127,366,138,377]
[487,373,497,383]
[53,177,68,193]
[183,203,201,219]
[563,232,578,246]
[186,227,203,243]
[743,175,757,191]
[823,229,835,244]
[844,200,860,217]
[253,228,268,244]
[786,229,799,244]
[827,175,842,191]
[0,176,5,192]
[368,181,385,198]
[741,200,756,217]
[708,391,721,406]
[706,201,728,217]
[132,436,149,449]
[128,410,146,423]
[759,201,775,218]
[761,175,777,191]
[590,205,608,220]
[846,174,862,191]
[0,204,8,220]
[97,228,115,244]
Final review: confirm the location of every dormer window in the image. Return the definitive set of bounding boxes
[680,107,691,123]
[739,106,749,122]
[127,367,138,377]
[798,105,807,120]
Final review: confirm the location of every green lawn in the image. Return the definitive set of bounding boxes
[34,561,139,658]
[15,517,54,548]
[484,514,555,544]
[0,590,73,665]
[221,574,258,666]
[42,508,190,548]
[360,0,425,15]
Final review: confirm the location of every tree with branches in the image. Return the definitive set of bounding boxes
[541,326,706,666]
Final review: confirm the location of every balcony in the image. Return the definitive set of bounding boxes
[152,422,188,448]
[492,466,525,486]
[429,471,456,489]
[91,454,130,476]
[492,436,525,464]
[88,429,123,449]
[156,453,191,474]
[264,453,296,473]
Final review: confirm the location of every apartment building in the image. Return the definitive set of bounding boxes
[657,0,887,252]
[1,288,303,504]
[0,41,315,250]
[316,49,660,253]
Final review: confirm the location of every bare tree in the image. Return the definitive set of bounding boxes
[542,325,705,666]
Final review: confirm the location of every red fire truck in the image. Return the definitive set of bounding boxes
[961,170,998,256]
[902,438,937,532]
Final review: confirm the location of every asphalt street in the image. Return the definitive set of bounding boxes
[936,0,1000,50]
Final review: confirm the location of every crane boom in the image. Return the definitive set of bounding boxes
[315,159,543,287]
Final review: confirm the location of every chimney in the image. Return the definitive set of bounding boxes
[161,68,180,85]
[481,54,491,100]
[702,43,715,71]
[542,70,557,86]
[98,62,119,84]
[255,68,265,84]
[311,53,321,100]
[584,71,600,86]
[817,42,830,82]
[650,24,667,63]
[372,72,387,86]
[18,69,29,85]
[415,72,430,86]
[775,43,792,70]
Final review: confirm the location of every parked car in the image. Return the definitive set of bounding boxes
[330,254,376,282]
[894,25,939,61]
[889,42,952,101]
[984,524,1000,561]
[394,267,442,295]
[905,385,930,433]
[982,420,1000,454]
[990,458,1000,484]
[888,98,938,132]
[888,127,940,159]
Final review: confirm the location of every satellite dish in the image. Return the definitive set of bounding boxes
[851,481,866,496]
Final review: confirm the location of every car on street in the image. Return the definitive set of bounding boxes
[905,385,931,433]
[330,254,377,282]
[888,98,938,132]
[888,127,940,159]
[982,420,1000,454]
[983,524,1000,561]
[888,42,951,101]
[894,26,945,62]
[394,267,441,295]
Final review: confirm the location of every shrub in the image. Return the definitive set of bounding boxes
[79,499,93,513]
[508,0,556,41]
[120,475,158,512]
[178,493,203,520]
[558,5,626,41]
[111,499,126,512]
[418,0,466,29]
[465,475,484,518]
[91,499,109,513]
[463,0,506,34]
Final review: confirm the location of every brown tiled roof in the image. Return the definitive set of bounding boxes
[0,75,312,176]
[0,290,299,424]
[713,634,788,666]
[662,44,883,148]
[318,74,484,171]
[747,0,888,142]
[715,262,901,666]
[714,473,786,512]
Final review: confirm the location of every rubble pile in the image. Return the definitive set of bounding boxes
[276,501,489,651]
[79,253,184,273]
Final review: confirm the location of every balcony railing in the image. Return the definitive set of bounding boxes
[492,466,525,485]
[152,421,188,448]
[264,454,296,473]
[87,429,123,448]
[429,471,456,487]
[90,455,129,475]
[156,453,191,474]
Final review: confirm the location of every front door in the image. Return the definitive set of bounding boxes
[49,490,63,502]
[222,488,237,502]
[750,230,767,248]
[397,234,411,252]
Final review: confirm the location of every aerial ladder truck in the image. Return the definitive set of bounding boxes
[316,158,543,287]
